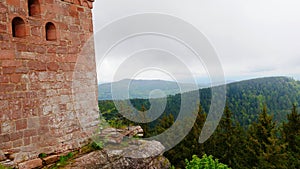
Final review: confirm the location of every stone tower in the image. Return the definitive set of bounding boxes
[0,0,99,165]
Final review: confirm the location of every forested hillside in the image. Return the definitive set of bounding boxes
[98,76,300,168]
[226,76,300,125]
[199,76,300,125]
[99,76,300,126]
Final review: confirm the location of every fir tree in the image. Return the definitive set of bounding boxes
[155,113,174,134]
[282,104,300,168]
[204,104,244,169]
[140,105,150,137]
[165,105,207,168]
[244,105,287,169]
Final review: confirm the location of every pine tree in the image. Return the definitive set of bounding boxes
[140,105,150,137]
[218,105,235,165]
[244,105,287,169]
[165,105,207,168]
[155,113,174,134]
[282,104,300,168]
[185,105,207,157]
[204,104,244,168]
[230,122,246,169]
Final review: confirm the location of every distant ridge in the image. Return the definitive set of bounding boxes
[98,79,201,100]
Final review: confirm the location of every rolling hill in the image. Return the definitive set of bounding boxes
[99,76,300,125]
[98,79,203,100]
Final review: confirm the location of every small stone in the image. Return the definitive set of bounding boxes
[42,155,59,165]
[0,150,6,161]
[18,158,42,169]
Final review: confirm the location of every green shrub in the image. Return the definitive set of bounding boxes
[185,154,230,169]
[38,153,47,158]
[169,165,176,169]
[50,152,74,169]
[91,141,103,150]
[0,164,11,169]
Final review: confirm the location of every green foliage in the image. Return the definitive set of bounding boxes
[38,153,47,158]
[59,152,73,164]
[100,77,300,127]
[155,114,175,135]
[98,77,300,169]
[169,165,176,169]
[204,104,245,168]
[225,76,300,125]
[139,105,150,138]
[185,154,230,169]
[282,104,300,168]
[50,152,73,169]
[99,101,299,168]
[282,104,300,152]
[242,105,288,169]
[79,141,103,156]
[163,105,206,167]
[91,141,103,150]
[0,164,10,169]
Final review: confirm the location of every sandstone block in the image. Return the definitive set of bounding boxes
[15,119,27,130]
[18,158,42,169]
[42,155,59,165]
[0,50,14,59]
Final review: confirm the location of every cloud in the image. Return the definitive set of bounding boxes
[92,0,300,82]
[247,66,277,74]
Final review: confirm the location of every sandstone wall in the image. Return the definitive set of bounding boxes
[0,0,99,164]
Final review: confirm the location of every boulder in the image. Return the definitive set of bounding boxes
[65,139,170,169]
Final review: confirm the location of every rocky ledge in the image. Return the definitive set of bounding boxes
[65,127,171,169]
[1,127,170,169]
[65,140,170,169]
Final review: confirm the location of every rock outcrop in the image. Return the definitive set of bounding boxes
[1,126,170,169]
[65,126,170,169]
[65,140,170,169]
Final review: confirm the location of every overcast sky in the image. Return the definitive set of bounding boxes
[91,0,300,84]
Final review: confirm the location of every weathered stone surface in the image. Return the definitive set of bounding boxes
[42,155,59,165]
[123,126,144,137]
[122,140,166,159]
[0,159,15,168]
[64,150,109,169]
[18,158,43,169]
[0,150,6,161]
[0,0,98,167]
[99,128,125,144]
[97,126,146,145]
[65,140,171,169]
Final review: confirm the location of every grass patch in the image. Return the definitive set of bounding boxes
[38,153,48,158]
[80,141,103,154]
[50,152,73,169]
[49,141,104,169]
[0,164,11,169]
